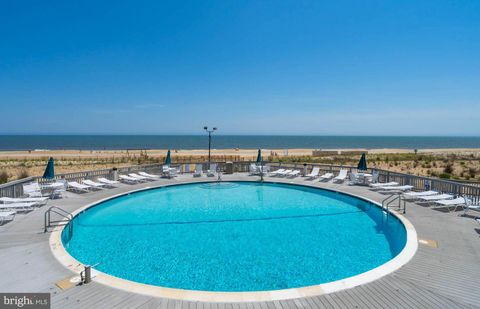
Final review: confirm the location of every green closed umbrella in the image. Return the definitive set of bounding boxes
[357,153,367,171]
[164,150,171,165]
[42,157,55,179]
[256,149,262,164]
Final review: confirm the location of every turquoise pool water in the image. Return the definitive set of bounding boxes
[63,182,407,292]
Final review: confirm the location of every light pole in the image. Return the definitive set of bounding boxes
[204,126,217,168]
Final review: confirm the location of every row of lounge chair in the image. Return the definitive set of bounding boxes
[368,181,479,215]
[58,164,219,194]
[269,167,350,183]
[0,194,51,225]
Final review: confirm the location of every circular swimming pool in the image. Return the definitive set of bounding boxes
[61,182,408,293]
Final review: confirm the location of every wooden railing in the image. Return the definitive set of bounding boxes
[269,162,480,203]
[0,161,253,198]
[1,161,479,203]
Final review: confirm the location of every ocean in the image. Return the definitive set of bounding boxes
[0,135,479,151]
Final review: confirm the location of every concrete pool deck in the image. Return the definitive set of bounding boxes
[1,173,479,308]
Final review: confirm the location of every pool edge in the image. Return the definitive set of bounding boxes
[49,180,418,303]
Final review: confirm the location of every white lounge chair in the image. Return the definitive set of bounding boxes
[119,175,140,184]
[0,197,49,206]
[162,165,179,178]
[370,171,380,184]
[333,170,348,183]
[67,181,91,193]
[370,182,399,188]
[377,185,414,192]
[139,172,161,179]
[434,197,470,212]
[82,179,106,189]
[419,193,453,201]
[287,170,300,178]
[319,173,334,181]
[418,194,454,206]
[305,167,320,180]
[128,173,150,182]
[207,164,217,177]
[348,173,360,185]
[0,202,36,212]
[97,178,120,187]
[258,165,269,175]
[22,183,47,198]
[277,169,293,177]
[270,169,286,176]
[193,164,203,177]
[249,164,258,175]
[463,200,480,218]
[403,190,439,200]
[170,166,180,177]
[0,211,16,225]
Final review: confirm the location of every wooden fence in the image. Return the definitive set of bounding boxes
[1,161,479,203]
[270,162,480,203]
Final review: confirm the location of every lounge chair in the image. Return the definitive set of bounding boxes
[119,175,140,184]
[370,182,399,189]
[258,165,269,175]
[22,183,48,198]
[67,181,91,193]
[278,169,293,177]
[0,202,36,212]
[463,200,480,218]
[377,185,414,192]
[249,164,258,175]
[319,173,334,181]
[0,211,16,225]
[270,169,286,176]
[417,194,454,206]
[170,166,180,177]
[434,197,471,212]
[97,178,120,187]
[333,170,348,183]
[193,164,203,177]
[0,196,49,206]
[162,165,179,178]
[128,173,150,182]
[403,190,439,200]
[83,179,106,189]
[370,171,380,184]
[207,164,217,177]
[287,170,300,178]
[139,172,161,179]
[418,193,454,201]
[305,167,320,180]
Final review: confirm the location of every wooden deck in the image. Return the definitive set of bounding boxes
[1,174,479,308]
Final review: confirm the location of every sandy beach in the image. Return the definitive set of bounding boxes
[1,148,480,159]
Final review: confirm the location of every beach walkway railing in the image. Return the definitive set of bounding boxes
[0,161,479,203]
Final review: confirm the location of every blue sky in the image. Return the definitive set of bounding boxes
[0,0,479,135]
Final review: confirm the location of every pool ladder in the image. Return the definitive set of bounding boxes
[44,206,74,238]
[382,193,406,216]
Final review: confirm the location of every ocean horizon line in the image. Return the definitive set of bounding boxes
[0,135,479,151]
[1,134,480,137]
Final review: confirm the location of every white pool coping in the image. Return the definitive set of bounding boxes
[49,180,418,303]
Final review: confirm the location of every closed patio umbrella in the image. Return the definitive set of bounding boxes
[256,149,262,164]
[164,150,171,165]
[357,153,367,171]
[42,157,55,179]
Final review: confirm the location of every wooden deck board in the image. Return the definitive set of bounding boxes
[1,174,479,308]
